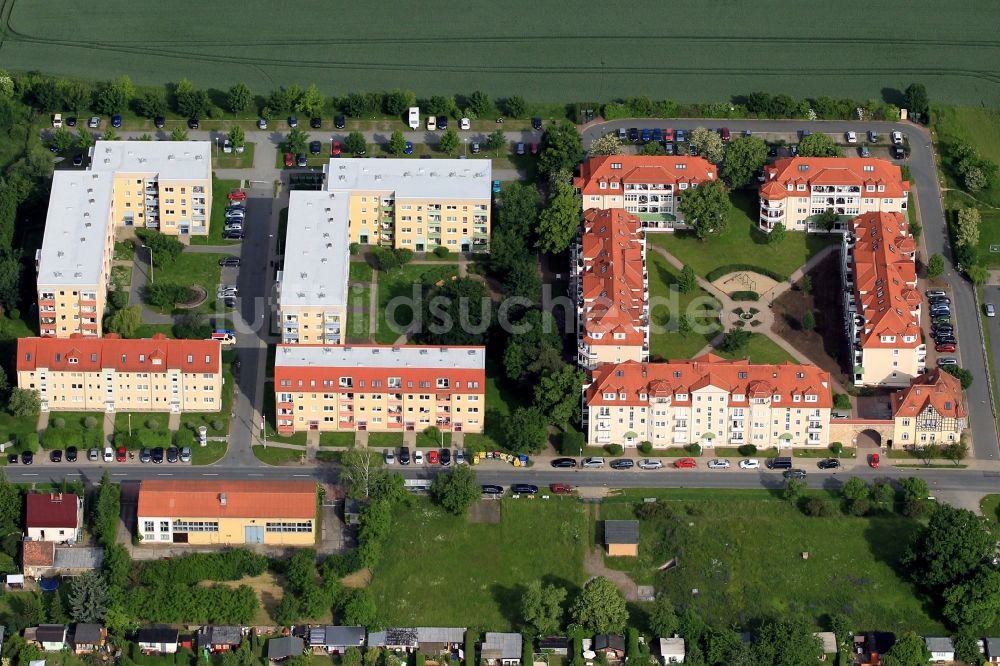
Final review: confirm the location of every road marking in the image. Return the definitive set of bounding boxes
[248,473,262,477]
[157,473,173,477]
[112,473,126,477]
[292,474,309,477]
[202,473,219,476]
[66,473,81,476]
[21,473,37,477]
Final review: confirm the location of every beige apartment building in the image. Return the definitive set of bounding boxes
[273,344,485,435]
[758,157,909,233]
[583,354,834,449]
[842,212,925,387]
[277,191,350,345]
[572,208,648,369]
[891,369,967,447]
[324,159,491,252]
[16,334,222,413]
[573,155,717,231]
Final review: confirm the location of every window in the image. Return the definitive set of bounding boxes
[339,377,353,388]
[159,521,169,532]
[266,521,313,533]
[172,520,219,532]
[436,378,450,389]
[144,521,154,532]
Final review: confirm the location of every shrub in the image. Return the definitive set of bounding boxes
[738,444,757,456]
[51,417,66,429]
[174,428,195,448]
[833,393,851,410]
[688,442,702,456]
[605,443,624,456]
[730,290,760,301]
[144,283,195,309]
[211,419,224,431]
[639,441,653,454]
[849,498,871,516]
[19,432,38,453]
[433,245,450,258]
[146,419,160,430]
[830,441,844,456]
[83,416,98,429]
[706,264,786,282]
[558,430,585,456]
[349,242,360,256]
[802,497,835,517]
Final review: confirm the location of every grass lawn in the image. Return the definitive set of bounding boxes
[349,259,374,283]
[215,143,255,169]
[319,432,356,447]
[346,285,371,343]
[981,495,1000,527]
[181,351,237,436]
[149,251,226,315]
[934,106,1000,208]
[415,430,452,449]
[0,413,39,451]
[132,323,175,338]
[191,441,227,465]
[262,382,308,444]
[191,177,242,246]
[976,211,1000,269]
[45,411,103,448]
[375,263,459,344]
[367,432,403,448]
[114,412,170,436]
[599,490,948,634]
[369,497,586,629]
[647,250,720,359]
[646,191,837,280]
[464,359,527,452]
[712,332,797,365]
[252,445,306,465]
[111,264,131,288]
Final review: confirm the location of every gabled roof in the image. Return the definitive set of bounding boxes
[892,369,966,421]
[924,637,954,653]
[73,624,103,644]
[593,635,625,651]
[136,626,179,645]
[312,626,365,647]
[984,637,1000,657]
[367,628,418,648]
[574,155,716,195]
[538,637,569,650]
[415,627,466,644]
[759,157,908,200]
[198,626,242,646]
[138,480,315,519]
[26,493,78,528]
[482,633,522,659]
[36,625,67,643]
[17,335,221,375]
[22,541,54,568]
[604,520,639,545]
[267,636,305,660]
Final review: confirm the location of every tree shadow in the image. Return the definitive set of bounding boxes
[490,582,526,629]
[881,88,905,108]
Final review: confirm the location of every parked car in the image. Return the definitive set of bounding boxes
[892,146,905,159]
[332,141,342,157]
[455,450,466,465]
[739,458,760,469]
[103,447,114,463]
[399,447,411,465]
[663,142,675,155]
[719,127,731,142]
[88,448,99,462]
[551,457,577,468]
[384,449,395,465]
[460,117,470,130]
[21,451,32,465]
[664,128,674,142]
[334,115,346,129]
[610,459,634,470]
[492,180,501,194]
[470,142,479,154]
[926,289,947,298]
[641,128,651,143]
[868,130,879,143]
[481,484,504,495]
[516,143,526,155]
[427,450,439,465]
[116,447,127,462]
[652,128,663,143]
[817,458,841,470]
[707,459,730,469]
[891,130,904,145]
[228,190,247,201]
[72,153,83,166]
[427,116,437,131]
[180,447,192,463]
[257,118,267,130]
[288,115,298,128]
[151,447,163,464]
[284,152,294,167]
[617,127,627,141]
[582,457,605,468]
[219,257,241,267]
[987,303,997,317]
[639,459,663,470]
[869,453,880,469]
[404,141,414,155]
[414,449,424,465]
[6,454,16,465]
[931,316,952,325]
[532,117,543,131]
[783,468,807,479]
[66,116,77,127]
[296,154,307,167]
[937,357,958,367]
[674,457,697,469]
[140,448,152,463]
[511,484,538,494]
[309,140,321,155]
[437,115,448,130]
[66,447,78,463]
[675,129,686,143]
[550,483,574,495]
[50,449,62,463]
[167,447,179,463]
[440,448,451,466]
[88,116,101,128]
[859,145,870,158]
[530,142,539,155]
[111,114,122,128]
[310,117,322,129]
[627,128,639,142]
[929,296,951,306]
[845,131,857,144]
[187,118,199,129]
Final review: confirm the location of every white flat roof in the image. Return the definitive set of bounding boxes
[324,158,491,200]
[279,191,350,309]
[275,344,486,370]
[37,172,114,287]
[89,140,211,180]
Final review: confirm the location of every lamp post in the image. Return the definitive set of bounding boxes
[141,244,154,283]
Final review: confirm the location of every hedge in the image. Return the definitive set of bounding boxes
[706,264,786,282]
[730,290,760,301]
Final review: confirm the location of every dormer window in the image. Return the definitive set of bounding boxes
[866,184,875,192]
[805,394,817,402]
[610,181,619,189]
[773,395,781,402]
[679,183,688,190]
[786,184,794,191]
[68,357,78,365]
[639,393,647,400]
[603,392,616,400]
[619,392,626,400]
[610,162,622,170]
[877,184,885,192]
[797,184,806,191]
[599,182,608,190]
[793,395,802,402]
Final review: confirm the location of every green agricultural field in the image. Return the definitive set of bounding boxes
[5,1,1000,105]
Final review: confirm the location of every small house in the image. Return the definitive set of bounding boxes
[197,626,243,653]
[368,628,418,653]
[309,626,365,654]
[594,635,626,661]
[658,636,685,664]
[6,575,23,590]
[344,498,362,526]
[985,638,1000,664]
[137,626,180,654]
[21,541,55,579]
[482,633,522,666]
[34,625,68,652]
[25,494,82,542]
[268,636,305,662]
[416,628,465,656]
[538,637,569,656]
[925,637,955,662]
[813,632,837,656]
[73,624,106,654]
[852,633,895,666]
[604,520,640,557]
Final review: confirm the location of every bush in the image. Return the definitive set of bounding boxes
[830,441,844,456]
[108,289,129,311]
[145,419,160,430]
[137,549,268,586]
[688,442,702,456]
[433,245,450,258]
[174,428,195,448]
[211,419,224,431]
[51,417,65,429]
[83,416,98,429]
[144,283,195,310]
[349,242,360,256]
[706,264,786,282]
[738,444,757,456]
[802,497,835,517]
[605,443,623,456]
[639,441,653,454]
[833,394,851,410]
[558,430,585,456]
[730,290,760,301]
[849,498,871,516]
[134,229,183,267]
[19,432,38,453]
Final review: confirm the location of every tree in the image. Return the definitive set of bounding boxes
[226,83,253,114]
[942,440,969,465]
[296,84,325,117]
[648,594,678,637]
[93,76,134,115]
[503,95,527,118]
[439,128,459,155]
[108,305,142,338]
[8,388,40,417]
[534,364,586,429]
[57,79,89,112]
[678,264,697,294]
[871,481,895,511]
[174,79,210,118]
[797,133,842,157]
[956,207,981,249]
[718,328,751,353]
[285,128,308,154]
[751,617,822,665]
[536,180,581,254]
[417,277,490,346]
[927,253,945,279]
[383,89,416,117]
[521,580,567,636]
[341,449,384,498]
[502,311,563,383]
[904,83,929,118]
[343,589,377,627]
[678,180,731,241]
[903,504,995,589]
[677,314,694,337]
[538,121,584,180]
[571,577,628,634]
[801,310,816,331]
[430,464,479,515]
[942,565,1000,629]
[425,95,456,117]
[952,630,983,666]
[589,133,623,156]
[689,127,725,163]
[842,477,869,501]
[467,90,492,117]
[134,90,167,119]
[170,127,188,142]
[942,365,973,389]
[720,136,768,188]
[783,478,805,501]
[881,631,930,666]
[345,131,367,156]
[69,572,109,622]
[52,126,74,152]
[102,128,119,141]
[502,407,548,454]
[968,264,989,285]
[487,129,506,156]
[388,130,407,156]
[767,222,786,245]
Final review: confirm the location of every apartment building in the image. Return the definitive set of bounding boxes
[273,344,485,435]
[36,172,116,338]
[137,480,316,546]
[277,191,350,345]
[572,155,717,231]
[323,158,491,252]
[758,157,909,233]
[572,208,648,369]
[583,354,833,449]
[89,140,211,236]
[16,334,222,413]
[891,369,966,447]
[842,212,925,387]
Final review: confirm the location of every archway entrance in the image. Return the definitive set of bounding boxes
[857,429,882,451]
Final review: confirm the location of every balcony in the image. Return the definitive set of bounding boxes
[596,421,611,431]
[807,423,823,433]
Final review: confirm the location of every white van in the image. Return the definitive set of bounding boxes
[426,115,436,131]
[408,106,420,130]
[52,113,62,128]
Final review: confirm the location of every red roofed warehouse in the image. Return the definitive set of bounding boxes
[26,493,82,542]
[584,355,833,449]
[137,480,316,546]
[273,344,485,435]
[891,370,967,447]
[572,209,648,369]
[843,212,925,387]
[758,157,909,233]
[16,334,222,413]
[573,155,717,231]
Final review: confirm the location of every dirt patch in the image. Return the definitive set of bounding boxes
[772,251,851,387]
[341,568,372,589]
[468,499,502,524]
[583,505,639,601]
[202,572,284,625]
[711,270,780,296]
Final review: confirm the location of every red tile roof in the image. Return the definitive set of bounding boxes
[574,155,716,196]
[760,157,908,200]
[26,493,79,528]
[22,540,54,567]
[585,354,833,407]
[579,209,646,346]
[17,334,221,374]
[892,369,966,420]
[137,480,316,519]
[849,213,921,348]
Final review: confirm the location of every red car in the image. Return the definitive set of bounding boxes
[116,446,127,462]
[869,453,880,469]
[284,152,294,167]
[427,450,439,465]
[331,141,342,157]
[936,342,956,352]
[664,128,674,142]
[530,143,539,155]
[227,190,246,202]
[550,483,574,495]
[674,457,698,469]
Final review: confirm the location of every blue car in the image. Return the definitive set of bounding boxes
[652,128,663,143]
[676,129,686,143]
[492,180,501,194]
[641,128,651,143]
[403,141,413,155]
[111,114,122,128]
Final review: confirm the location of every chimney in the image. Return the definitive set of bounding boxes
[219,493,227,506]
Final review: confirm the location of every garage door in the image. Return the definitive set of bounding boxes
[244,526,264,544]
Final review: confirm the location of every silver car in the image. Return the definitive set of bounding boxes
[582,457,605,468]
[638,458,663,470]
[708,459,731,469]
[384,449,395,465]
[180,447,192,463]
